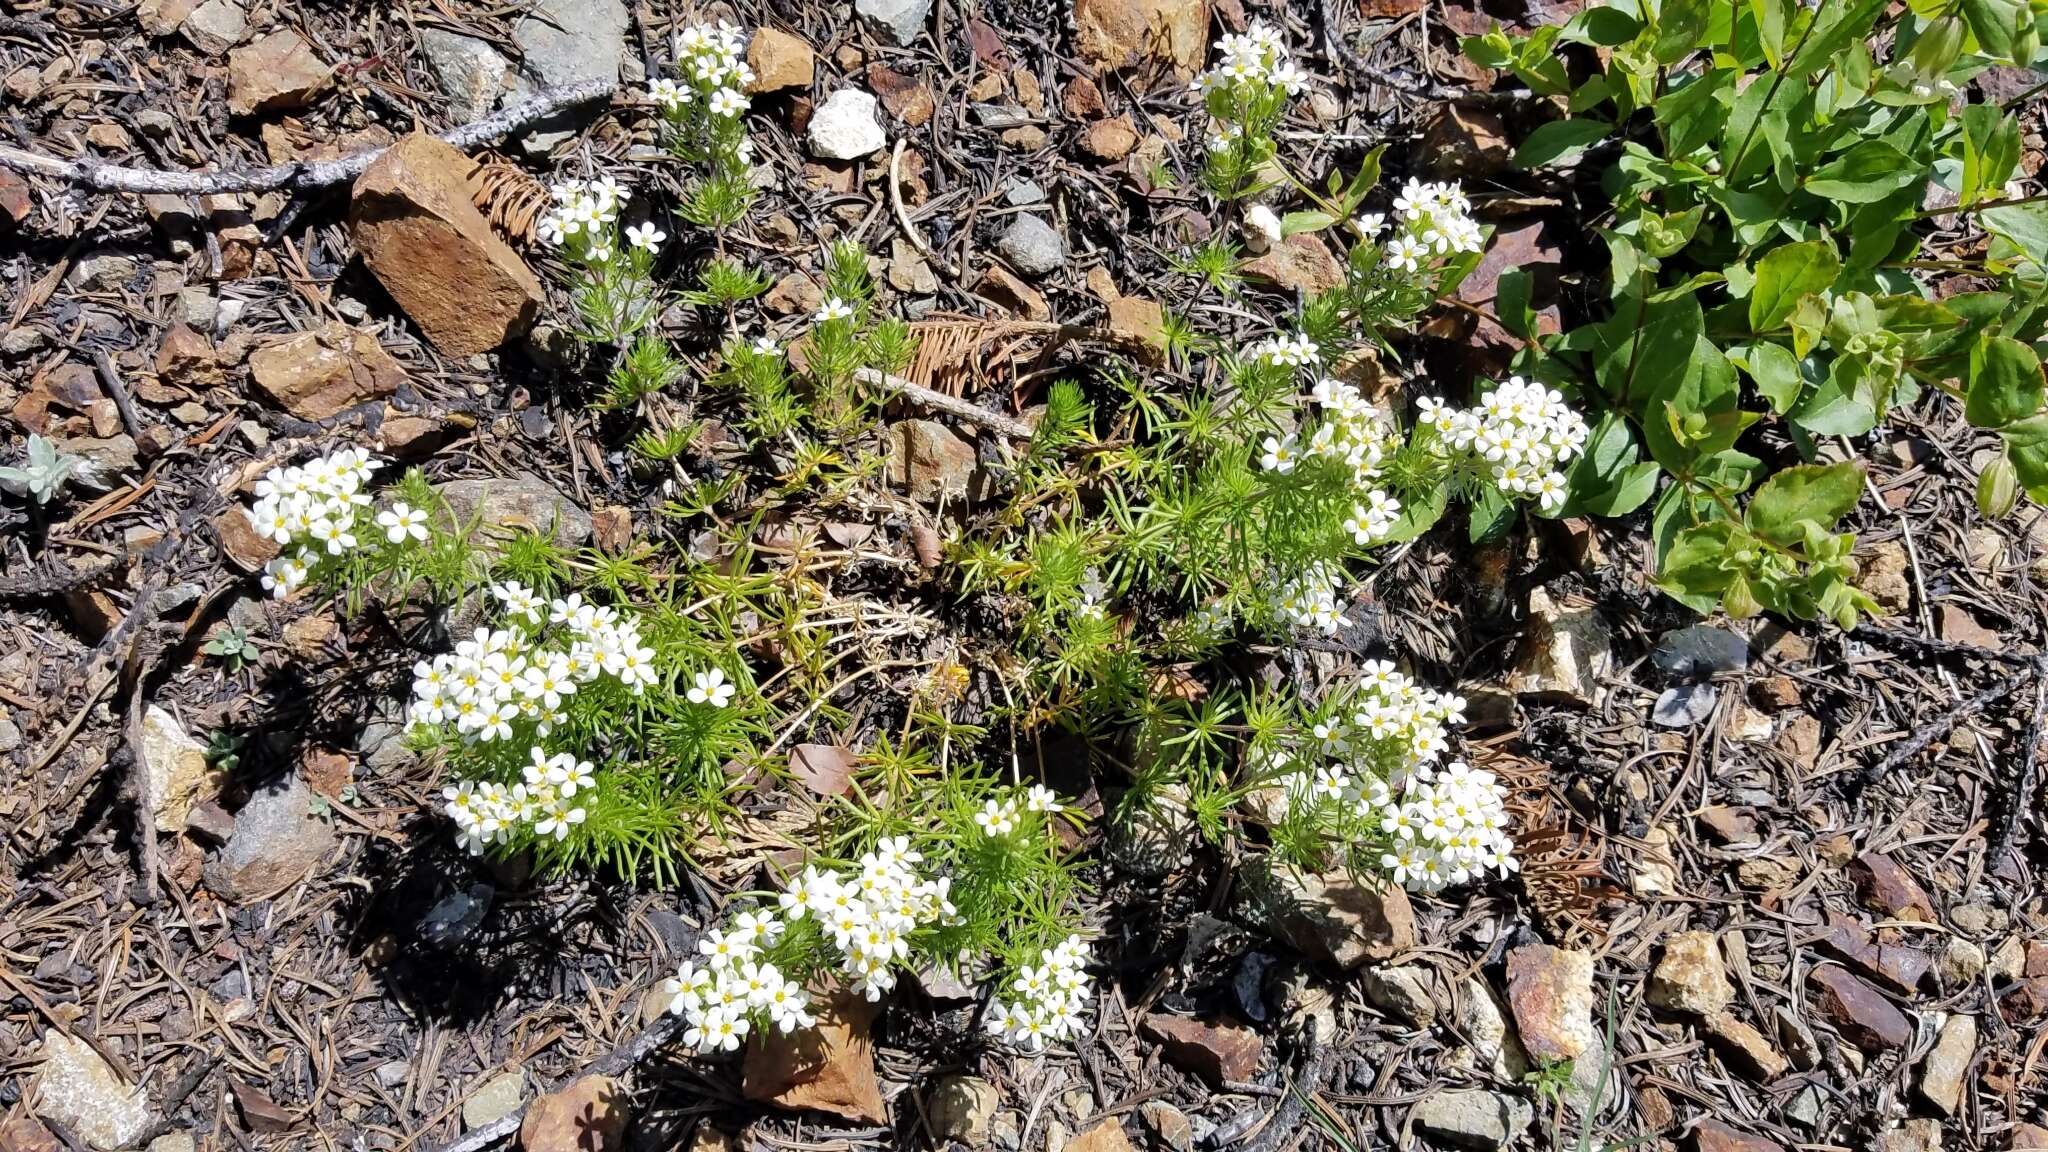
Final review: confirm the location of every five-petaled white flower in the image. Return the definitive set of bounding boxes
[626,223,666,252]
[814,298,855,324]
[688,668,737,708]
[376,502,428,544]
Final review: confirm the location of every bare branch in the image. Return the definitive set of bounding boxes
[854,367,1037,441]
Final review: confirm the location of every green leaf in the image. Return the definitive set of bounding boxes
[1467,485,1516,543]
[1804,141,1921,203]
[1750,0,1788,65]
[1747,461,1866,545]
[1960,0,2024,58]
[1515,118,1613,168]
[1959,103,2022,208]
[1654,68,1735,158]
[1748,240,1841,332]
[1377,484,1448,543]
[1657,520,1746,612]
[1461,30,1514,69]
[1983,201,2048,270]
[1966,334,2046,428]
[1744,340,1805,412]
[1496,267,1534,341]
[1653,0,1713,63]
[1280,211,1337,236]
[1567,412,1661,517]
[1573,5,1645,45]
[1790,359,1880,435]
[1788,0,1888,77]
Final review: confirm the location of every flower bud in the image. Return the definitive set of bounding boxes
[1977,454,2019,519]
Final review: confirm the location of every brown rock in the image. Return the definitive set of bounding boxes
[1750,675,1800,709]
[1506,944,1598,1064]
[1706,1014,1788,1080]
[1421,101,1510,178]
[1878,1120,1943,1152]
[1510,588,1613,704]
[1072,0,1207,75]
[1139,1014,1260,1088]
[747,28,814,94]
[1064,74,1107,117]
[1106,296,1166,362]
[247,322,404,421]
[1860,539,1912,613]
[379,413,449,459]
[1812,965,1912,1051]
[867,65,934,126]
[0,168,31,226]
[764,272,823,316]
[886,419,977,504]
[1067,1120,1137,1152]
[1816,912,1931,995]
[1849,853,1936,922]
[137,0,201,35]
[591,504,632,553]
[1242,232,1346,296]
[520,1076,630,1152]
[1649,931,1734,1018]
[1697,805,1758,845]
[1916,1013,1974,1116]
[1012,67,1043,113]
[2009,1123,2048,1151]
[1083,116,1139,161]
[155,323,221,385]
[228,31,331,115]
[351,132,543,356]
[1693,1120,1785,1152]
[742,991,886,1124]
[1000,124,1047,150]
[217,507,281,572]
[284,618,340,664]
[1242,855,1414,969]
[975,265,1050,322]
[2005,976,2048,1019]
[1772,711,1822,768]
[0,1116,61,1152]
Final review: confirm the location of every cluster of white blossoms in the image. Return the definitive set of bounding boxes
[1252,349,1408,548]
[406,585,668,747]
[1268,561,1347,634]
[1377,758,1518,893]
[536,176,629,255]
[986,935,1093,1051]
[664,910,815,1054]
[775,838,959,1001]
[243,448,382,599]
[1191,22,1308,101]
[650,22,755,121]
[975,785,1062,837]
[1359,179,1485,274]
[1421,376,1589,510]
[442,745,596,855]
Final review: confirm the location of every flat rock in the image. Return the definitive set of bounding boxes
[856,0,932,46]
[203,772,335,903]
[808,89,887,160]
[1066,1121,1137,1152]
[1878,1119,1943,1152]
[247,322,405,421]
[1706,1013,1788,1081]
[995,214,1065,278]
[31,1030,156,1151]
[181,0,247,54]
[1071,0,1206,75]
[929,1075,998,1146]
[746,28,814,93]
[1139,1014,1260,1087]
[1363,965,1438,1028]
[520,1075,628,1152]
[142,705,227,833]
[1242,233,1345,295]
[1694,1120,1785,1152]
[1849,853,1936,923]
[1916,1013,1975,1116]
[1420,101,1510,178]
[420,30,507,123]
[1455,975,1530,1079]
[886,420,976,504]
[1106,296,1166,362]
[1240,853,1415,969]
[975,266,1050,321]
[742,991,886,1124]
[1410,1090,1531,1151]
[1138,1101,1192,1152]
[463,1070,526,1130]
[227,30,331,114]
[437,473,593,550]
[1506,943,1597,1064]
[1811,965,1912,1052]
[1508,587,1613,705]
[352,133,542,355]
[504,0,628,153]
[1649,930,1734,1017]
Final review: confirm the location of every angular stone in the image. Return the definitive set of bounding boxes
[247,322,405,421]
[1410,1090,1531,1151]
[1509,588,1613,705]
[1878,1119,1943,1152]
[1240,854,1414,970]
[181,0,247,54]
[742,991,886,1124]
[420,30,507,123]
[1916,1013,1974,1116]
[808,89,887,159]
[1706,1013,1787,1081]
[1071,0,1206,75]
[1082,116,1139,161]
[1849,853,1936,923]
[1138,1101,1191,1152]
[31,1030,156,1151]
[856,0,932,46]
[1106,296,1166,363]
[1364,965,1438,1028]
[867,65,934,126]
[155,323,220,386]
[746,28,814,94]
[929,1075,998,1146]
[1456,975,1530,1079]
[227,31,331,114]
[2009,1123,2048,1151]
[202,772,335,903]
[975,266,1049,321]
[886,420,976,504]
[995,214,1064,278]
[1811,965,1912,1052]
[137,0,200,35]
[351,132,544,356]
[1937,939,1985,988]
[436,473,593,550]
[1649,931,1734,1018]
[1694,1120,1785,1152]
[1816,912,1930,996]
[141,706,226,834]
[1139,1014,1260,1087]
[217,507,281,573]
[520,1075,628,1152]
[1067,1121,1136,1152]
[463,1070,526,1130]
[1242,232,1345,295]
[1505,944,1597,1064]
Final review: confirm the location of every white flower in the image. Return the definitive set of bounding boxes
[708,87,748,118]
[626,223,666,252]
[687,668,736,708]
[752,336,781,357]
[376,502,428,544]
[815,298,855,324]
[1259,433,1299,474]
[1025,785,1061,813]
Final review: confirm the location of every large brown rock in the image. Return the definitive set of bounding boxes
[1242,233,1346,296]
[1505,943,1597,1064]
[1811,965,1912,1052]
[227,30,331,114]
[1072,0,1206,76]
[1139,1014,1261,1087]
[248,322,405,420]
[1693,1120,1785,1152]
[351,132,543,356]
[742,991,885,1124]
[1240,854,1415,969]
[520,1076,629,1152]
[1649,931,1734,1018]
[886,420,977,504]
[746,28,814,93]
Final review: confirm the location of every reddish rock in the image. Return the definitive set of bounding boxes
[1815,912,1931,995]
[1693,1120,1785,1152]
[2009,1123,2048,1150]
[247,322,405,421]
[866,65,934,126]
[975,265,1050,322]
[156,323,221,385]
[746,28,814,94]
[520,1076,630,1152]
[1849,853,1936,923]
[216,506,281,572]
[1242,855,1415,969]
[1082,116,1139,161]
[1506,943,1598,1064]
[886,419,977,504]
[2005,976,2048,1019]
[1811,965,1912,1052]
[1243,232,1346,296]
[227,30,331,114]
[1063,75,1106,118]
[1706,1013,1788,1081]
[1139,1014,1261,1088]
[1072,0,1207,75]
[0,168,31,227]
[1067,1120,1137,1152]
[742,991,885,1124]
[351,132,543,356]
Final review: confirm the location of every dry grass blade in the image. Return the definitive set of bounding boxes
[1479,746,1620,948]
[904,314,1044,397]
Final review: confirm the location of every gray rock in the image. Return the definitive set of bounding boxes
[504,0,628,154]
[135,109,178,138]
[421,883,494,948]
[421,30,508,123]
[55,435,139,489]
[1138,1101,1193,1152]
[1364,965,1438,1028]
[436,472,593,550]
[1410,1090,1532,1151]
[929,1076,999,1146]
[32,1029,157,1150]
[995,214,1064,278]
[0,714,20,754]
[462,1069,526,1130]
[1916,1013,1975,1116]
[140,705,225,834]
[1,326,47,356]
[175,287,218,330]
[808,89,886,160]
[856,0,932,45]
[148,1134,196,1152]
[181,0,247,54]
[71,253,140,291]
[203,772,335,903]
[1002,178,1046,206]
[1454,975,1530,1080]
[374,1061,410,1089]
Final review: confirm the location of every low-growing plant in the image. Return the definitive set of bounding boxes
[0,432,81,505]
[1464,0,2048,626]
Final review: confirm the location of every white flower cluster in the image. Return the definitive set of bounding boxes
[1191,22,1307,99]
[243,448,381,599]
[986,935,1093,1051]
[1421,376,1589,510]
[537,175,630,254]
[651,22,753,116]
[1269,561,1346,634]
[665,911,814,1053]
[1360,179,1484,275]
[407,586,668,746]
[775,838,959,1001]
[975,785,1062,837]
[1270,662,1518,892]
[442,745,596,855]
[1253,359,1408,549]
